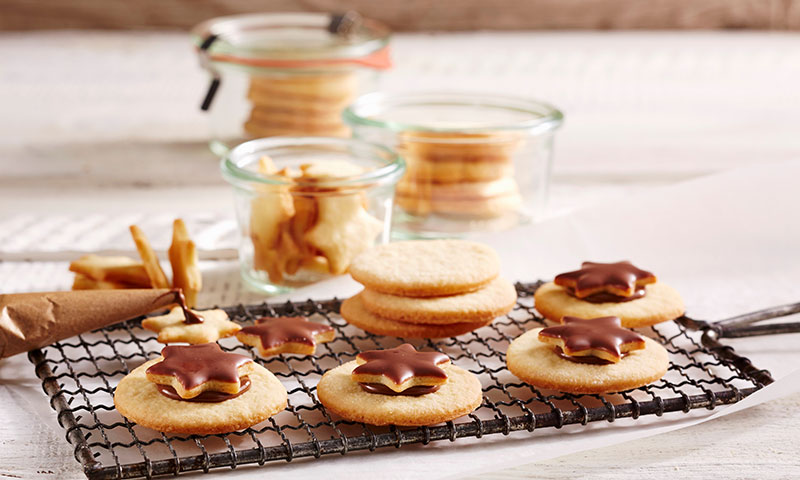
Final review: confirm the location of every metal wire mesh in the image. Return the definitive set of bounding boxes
[28,282,773,480]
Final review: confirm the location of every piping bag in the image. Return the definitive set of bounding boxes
[0,289,176,358]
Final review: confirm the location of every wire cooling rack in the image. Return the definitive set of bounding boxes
[28,282,774,479]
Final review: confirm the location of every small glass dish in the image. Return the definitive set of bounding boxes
[343,92,563,237]
[221,137,404,294]
[192,12,392,156]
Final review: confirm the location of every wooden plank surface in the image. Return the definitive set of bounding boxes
[0,0,799,31]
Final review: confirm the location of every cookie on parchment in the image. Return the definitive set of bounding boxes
[142,306,241,344]
[506,327,669,394]
[349,239,500,297]
[360,277,517,325]
[341,292,494,338]
[114,346,287,434]
[317,358,482,426]
[534,281,685,328]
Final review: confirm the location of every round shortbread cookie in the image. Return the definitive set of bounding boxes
[244,119,351,138]
[248,106,345,127]
[341,293,493,338]
[396,191,522,218]
[114,359,287,434]
[506,328,669,394]
[349,239,500,297]
[317,360,482,426]
[248,72,358,101]
[360,277,517,324]
[404,159,514,183]
[533,281,685,328]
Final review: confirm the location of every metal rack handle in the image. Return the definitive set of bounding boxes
[705,301,800,339]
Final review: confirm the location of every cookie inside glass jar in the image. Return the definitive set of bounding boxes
[221,137,404,294]
[395,131,524,218]
[344,92,564,236]
[192,12,391,151]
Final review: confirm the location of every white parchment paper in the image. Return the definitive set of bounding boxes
[2,160,799,479]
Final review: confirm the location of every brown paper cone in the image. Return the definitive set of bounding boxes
[0,289,176,358]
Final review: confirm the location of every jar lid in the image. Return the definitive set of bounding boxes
[344,92,564,137]
[192,12,391,70]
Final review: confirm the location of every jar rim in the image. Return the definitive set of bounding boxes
[192,12,391,65]
[343,92,564,135]
[220,136,405,189]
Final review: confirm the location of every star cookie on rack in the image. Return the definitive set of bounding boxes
[236,316,335,356]
[142,306,241,344]
[537,316,646,363]
[115,342,288,434]
[145,343,255,399]
[351,343,450,394]
[554,261,656,300]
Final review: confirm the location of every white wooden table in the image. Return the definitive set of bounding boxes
[1,30,800,479]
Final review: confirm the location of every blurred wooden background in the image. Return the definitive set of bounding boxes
[1,0,799,31]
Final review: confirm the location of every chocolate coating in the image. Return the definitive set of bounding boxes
[555,261,656,300]
[157,376,251,403]
[146,343,252,391]
[358,383,441,396]
[539,316,645,361]
[353,343,449,386]
[239,316,333,349]
[154,289,204,324]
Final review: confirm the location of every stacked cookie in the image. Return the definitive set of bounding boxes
[244,71,357,138]
[342,239,517,338]
[395,131,523,218]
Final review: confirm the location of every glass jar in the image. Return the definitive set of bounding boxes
[192,12,391,155]
[221,137,404,294]
[344,92,563,237]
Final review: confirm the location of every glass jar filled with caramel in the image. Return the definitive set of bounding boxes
[344,92,563,236]
[192,12,391,155]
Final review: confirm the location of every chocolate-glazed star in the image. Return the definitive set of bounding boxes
[236,316,335,357]
[352,344,450,394]
[538,316,646,364]
[554,261,656,301]
[146,343,254,399]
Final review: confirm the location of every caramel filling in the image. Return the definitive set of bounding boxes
[553,346,627,365]
[156,376,251,403]
[358,382,440,396]
[564,286,646,303]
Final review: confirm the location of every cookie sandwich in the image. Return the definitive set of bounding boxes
[395,131,523,218]
[342,239,517,338]
[506,316,669,394]
[534,261,685,328]
[245,72,357,138]
[114,343,287,434]
[317,344,482,426]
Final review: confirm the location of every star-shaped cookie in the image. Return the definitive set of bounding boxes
[351,344,450,393]
[554,261,656,300]
[537,316,646,363]
[142,306,241,344]
[236,316,335,356]
[304,194,383,275]
[145,343,255,399]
